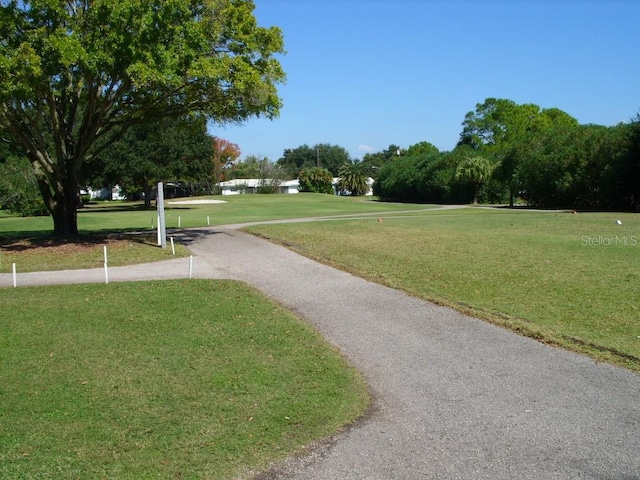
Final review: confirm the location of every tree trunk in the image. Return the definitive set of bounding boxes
[51,182,80,237]
[144,185,153,209]
[32,158,80,238]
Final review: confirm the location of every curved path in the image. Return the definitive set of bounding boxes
[2,223,639,479]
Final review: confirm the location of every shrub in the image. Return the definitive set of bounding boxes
[0,157,49,216]
[298,167,334,194]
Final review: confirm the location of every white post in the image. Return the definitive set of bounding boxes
[170,237,175,256]
[207,215,210,226]
[178,216,181,228]
[188,255,193,279]
[103,245,109,284]
[157,182,167,248]
[12,263,17,288]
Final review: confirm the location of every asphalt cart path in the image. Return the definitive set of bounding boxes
[2,226,639,479]
[186,227,640,480]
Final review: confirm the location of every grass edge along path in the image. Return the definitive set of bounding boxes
[245,209,640,373]
[0,279,370,480]
[0,233,190,273]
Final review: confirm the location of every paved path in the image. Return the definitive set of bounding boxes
[2,225,639,479]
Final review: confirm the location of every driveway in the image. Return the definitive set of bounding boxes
[2,225,639,479]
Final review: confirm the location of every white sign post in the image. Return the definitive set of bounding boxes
[157,182,167,248]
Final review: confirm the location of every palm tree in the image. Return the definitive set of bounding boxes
[455,155,493,204]
[338,160,369,196]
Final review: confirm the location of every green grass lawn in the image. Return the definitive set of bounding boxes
[0,193,430,238]
[246,208,640,371]
[0,194,426,273]
[0,280,369,479]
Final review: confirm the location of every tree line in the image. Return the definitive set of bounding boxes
[372,99,639,210]
[0,0,636,237]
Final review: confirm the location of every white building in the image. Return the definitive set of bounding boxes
[218,178,373,196]
[218,179,300,195]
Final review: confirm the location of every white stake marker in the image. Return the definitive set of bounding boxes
[12,263,17,288]
[189,255,193,279]
[171,237,176,256]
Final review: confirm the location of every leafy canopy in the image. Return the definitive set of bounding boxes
[0,0,286,236]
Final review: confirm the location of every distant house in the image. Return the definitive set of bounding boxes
[219,178,374,196]
[87,185,124,200]
[218,179,300,195]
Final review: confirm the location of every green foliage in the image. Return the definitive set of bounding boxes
[0,0,286,236]
[228,155,263,179]
[88,116,214,207]
[361,144,403,178]
[278,144,350,177]
[603,115,640,210]
[298,167,334,194]
[404,141,439,157]
[455,155,493,204]
[373,150,467,203]
[337,159,370,196]
[0,156,49,216]
[516,122,640,210]
[371,156,415,202]
[460,98,577,153]
[257,158,287,193]
[460,98,579,206]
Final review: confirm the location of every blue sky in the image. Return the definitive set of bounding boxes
[215,0,639,161]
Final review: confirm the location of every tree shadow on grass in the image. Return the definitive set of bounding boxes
[0,230,159,252]
[0,223,224,253]
[78,202,197,214]
[163,227,229,248]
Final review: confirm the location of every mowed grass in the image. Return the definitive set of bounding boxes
[246,208,640,371]
[0,280,369,479]
[1,193,430,237]
[0,194,428,272]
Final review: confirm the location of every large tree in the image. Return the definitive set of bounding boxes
[0,0,285,236]
[459,98,578,205]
